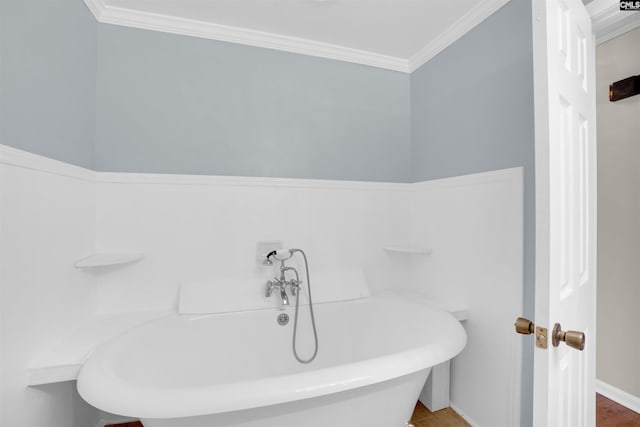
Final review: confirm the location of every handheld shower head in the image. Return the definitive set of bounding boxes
[265,249,293,263]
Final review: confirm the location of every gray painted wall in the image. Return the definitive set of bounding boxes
[410,0,535,425]
[95,26,412,182]
[0,0,96,169]
[596,26,640,399]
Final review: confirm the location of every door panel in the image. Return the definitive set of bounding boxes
[532,0,596,425]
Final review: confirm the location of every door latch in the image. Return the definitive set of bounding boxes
[514,317,547,349]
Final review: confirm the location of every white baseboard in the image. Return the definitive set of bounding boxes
[450,402,481,427]
[596,379,640,414]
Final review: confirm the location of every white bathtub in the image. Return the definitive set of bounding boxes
[77,295,466,427]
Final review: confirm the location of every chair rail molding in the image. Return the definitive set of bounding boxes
[0,144,95,182]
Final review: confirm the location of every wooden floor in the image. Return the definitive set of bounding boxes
[410,394,640,427]
[106,394,640,427]
[596,393,640,427]
[410,401,470,427]
[105,422,143,427]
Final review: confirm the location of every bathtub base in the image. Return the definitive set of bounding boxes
[419,360,450,412]
[141,369,431,427]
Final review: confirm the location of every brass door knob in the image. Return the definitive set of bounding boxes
[515,317,535,335]
[552,323,585,351]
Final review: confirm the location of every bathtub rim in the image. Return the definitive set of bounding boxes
[77,295,467,419]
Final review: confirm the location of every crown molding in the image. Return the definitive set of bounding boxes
[587,0,640,45]
[82,0,410,73]
[82,0,102,20]
[84,0,510,74]
[407,0,512,73]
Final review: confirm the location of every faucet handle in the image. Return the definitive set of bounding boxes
[265,280,275,297]
[291,280,302,295]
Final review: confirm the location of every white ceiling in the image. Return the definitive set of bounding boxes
[84,0,511,72]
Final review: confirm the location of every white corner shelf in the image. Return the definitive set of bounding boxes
[74,253,144,269]
[27,309,173,386]
[383,246,432,256]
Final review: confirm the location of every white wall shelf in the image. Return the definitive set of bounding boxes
[74,253,144,269]
[383,246,432,256]
[27,310,172,386]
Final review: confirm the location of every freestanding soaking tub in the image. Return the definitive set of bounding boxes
[77,295,466,427]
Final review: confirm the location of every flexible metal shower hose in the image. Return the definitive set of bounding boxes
[290,248,318,364]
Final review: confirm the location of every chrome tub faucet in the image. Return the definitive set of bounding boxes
[264,250,301,307]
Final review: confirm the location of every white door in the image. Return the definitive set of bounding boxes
[532,0,596,426]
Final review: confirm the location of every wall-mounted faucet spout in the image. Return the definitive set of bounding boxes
[280,288,289,306]
[265,279,291,307]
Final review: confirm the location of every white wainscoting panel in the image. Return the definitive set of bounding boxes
[408,167,524,427]
[0,146,98,426]
[0,145,525,427]
[93,173,413,314]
